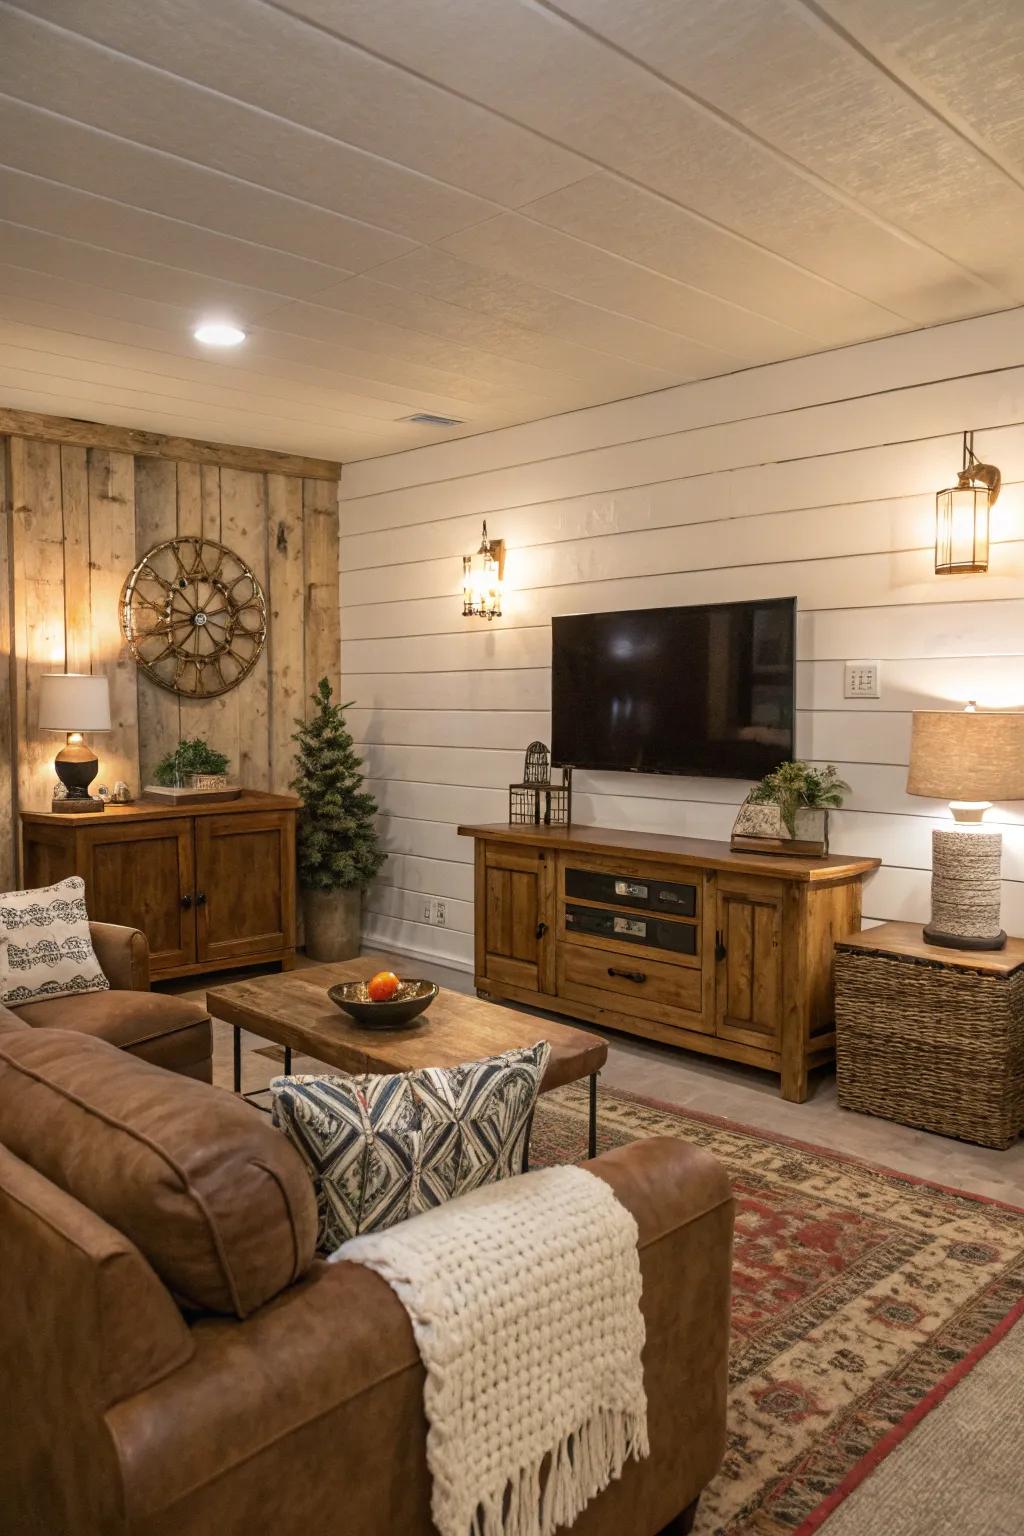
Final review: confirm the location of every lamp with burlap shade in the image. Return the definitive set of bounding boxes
[907,707,1024,951]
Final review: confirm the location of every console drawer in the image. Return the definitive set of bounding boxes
[558,941,703,1019]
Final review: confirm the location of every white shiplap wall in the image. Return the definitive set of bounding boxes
[339,308,1024,971]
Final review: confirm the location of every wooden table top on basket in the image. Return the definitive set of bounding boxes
[207,953,609,1154]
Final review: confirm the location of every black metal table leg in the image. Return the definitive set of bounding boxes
[588,1072,598,1159]
[284,1046,292,1075]
[233,1024,241,1094]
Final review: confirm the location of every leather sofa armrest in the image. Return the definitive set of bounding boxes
[106,1137,734,1534]
[89,923,150,992]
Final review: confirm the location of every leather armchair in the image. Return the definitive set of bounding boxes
[4,922,212,1082]
[0,1025,734,1536]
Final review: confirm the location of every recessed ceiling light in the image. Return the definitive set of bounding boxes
[193,319,246,347]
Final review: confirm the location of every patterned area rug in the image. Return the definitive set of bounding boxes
[530,1083,1024,1536]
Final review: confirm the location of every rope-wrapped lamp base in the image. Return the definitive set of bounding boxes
[925,828,1006,951]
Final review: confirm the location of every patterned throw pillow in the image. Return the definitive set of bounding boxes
[0,877,109,1008]
[270,1040,550,1253]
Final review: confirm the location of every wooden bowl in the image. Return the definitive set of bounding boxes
[326,978,438,1030]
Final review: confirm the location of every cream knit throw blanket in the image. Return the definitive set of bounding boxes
[333,1164,649,1536]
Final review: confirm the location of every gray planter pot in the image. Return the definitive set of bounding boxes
[303,886,362,962]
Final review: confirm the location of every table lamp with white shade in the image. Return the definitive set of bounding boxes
[38,673,112,812]
[907,705,1024,950]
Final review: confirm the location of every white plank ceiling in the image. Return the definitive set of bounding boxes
[2,0,1024,461]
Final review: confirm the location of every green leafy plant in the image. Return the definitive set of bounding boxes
[291,679,385,892]
[747,761,850,838]
[152,738,230,786]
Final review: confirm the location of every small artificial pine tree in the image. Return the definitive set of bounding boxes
[290,678,386,892]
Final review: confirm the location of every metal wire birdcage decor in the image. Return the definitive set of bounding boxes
[509,741,571,826]
[522,741,550,784]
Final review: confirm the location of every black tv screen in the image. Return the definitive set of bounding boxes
[551,597,795,780]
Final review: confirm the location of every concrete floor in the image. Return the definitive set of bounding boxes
[177,952,1024,1208]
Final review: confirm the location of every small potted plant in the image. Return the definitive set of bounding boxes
[291,679,386,960]
[732,761,850,855]
[152,738,231,791]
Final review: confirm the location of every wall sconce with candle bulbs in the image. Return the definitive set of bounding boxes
[462,520,505,620]
[935,430,1000,574]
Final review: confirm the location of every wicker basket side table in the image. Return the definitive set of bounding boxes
[834,922,1024,1150]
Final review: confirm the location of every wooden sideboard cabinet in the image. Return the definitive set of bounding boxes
[21,793,298,980]
[458,823,879,1102]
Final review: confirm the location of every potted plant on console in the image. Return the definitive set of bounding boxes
[732,761,850,856]
[291,678,386,960]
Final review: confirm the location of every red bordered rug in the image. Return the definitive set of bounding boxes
[531,1082,1024,1536]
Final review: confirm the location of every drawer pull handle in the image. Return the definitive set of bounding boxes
[536,921,547,939]
[180,894,192,910]
[608,967,646,984]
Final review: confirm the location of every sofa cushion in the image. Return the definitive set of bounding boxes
[271,1040,550,1252]
[0,1027,317,1317]
[12,987,209,1050]
[0,876,108,1007]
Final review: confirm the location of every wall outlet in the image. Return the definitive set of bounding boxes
[422,897,447,927]
[844,661,880,699]
[421,897,433,924]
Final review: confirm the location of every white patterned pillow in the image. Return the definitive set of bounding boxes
[270,1040,550,1253]
[0,877,109,1007]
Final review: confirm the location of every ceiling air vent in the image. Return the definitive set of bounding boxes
[402,412,465,427]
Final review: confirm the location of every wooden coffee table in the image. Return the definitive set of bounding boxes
[207,953,608,1158]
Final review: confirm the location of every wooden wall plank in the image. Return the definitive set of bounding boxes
[220,468,270,791]
[60,444,91,676]
[87,448,139,795]
[303,476,341,714]
[0,405,340,481]
[0,438,14,888]
[266,473,304,793]
[9,436,66,818]
[133,456,181,787]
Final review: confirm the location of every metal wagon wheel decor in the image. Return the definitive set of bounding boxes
[120,536,267,697]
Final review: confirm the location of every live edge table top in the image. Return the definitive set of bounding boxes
[206,953,607,1091]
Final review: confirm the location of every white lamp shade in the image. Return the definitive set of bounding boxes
[38,673,112,733]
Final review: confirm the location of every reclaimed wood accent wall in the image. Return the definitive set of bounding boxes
[0,423,340,886]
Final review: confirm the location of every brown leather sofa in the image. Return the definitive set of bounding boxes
[0,1020,733,1536]
[4,921,212,1081]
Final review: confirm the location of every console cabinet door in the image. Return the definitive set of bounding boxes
[713,876,783,1049]
[78,819,196,973]
[194,812,295,965]
[476,843,555,994]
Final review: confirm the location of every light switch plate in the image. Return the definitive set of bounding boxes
[844,661,880,699]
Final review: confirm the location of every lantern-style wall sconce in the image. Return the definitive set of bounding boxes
[935,430,1000,575]
[462,520,505,619]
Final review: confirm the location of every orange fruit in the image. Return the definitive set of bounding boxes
[367,970,400,1002]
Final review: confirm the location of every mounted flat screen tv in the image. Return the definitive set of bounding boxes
[551,597,795,780]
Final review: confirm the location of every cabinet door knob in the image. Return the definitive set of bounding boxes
[536,921,547,939]
[714,929,727,963]
[608,967,646,984]
[180,894,192,910]
[196,891,207,906]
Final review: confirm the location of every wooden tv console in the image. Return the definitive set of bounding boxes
[458,823,879,1102]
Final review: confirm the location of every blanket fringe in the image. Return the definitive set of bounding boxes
[469,1407,650,1536]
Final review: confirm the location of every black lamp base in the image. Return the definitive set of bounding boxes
[923,924,1007,952]
[54,741,105,812]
